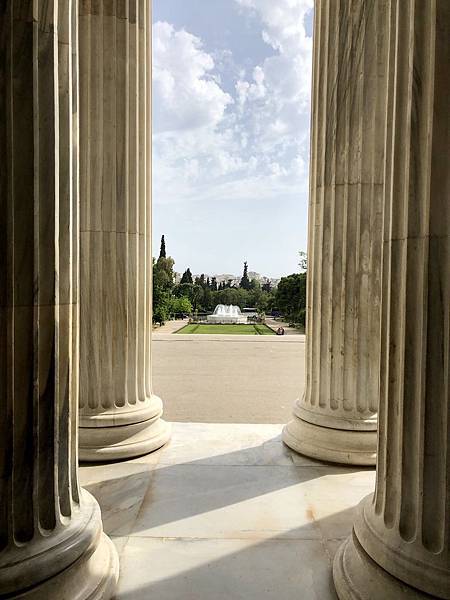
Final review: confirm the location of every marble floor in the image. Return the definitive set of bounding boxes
[80,423,376,600]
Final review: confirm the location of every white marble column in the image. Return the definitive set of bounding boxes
[334,1,450,597]
[0,2,118,597]
[283,0,388,465]
[78,0,170,461]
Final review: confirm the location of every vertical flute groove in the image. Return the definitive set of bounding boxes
[354,2,449,596]
[78,0,169,461]
[301,0,387,427]
[79,0,153,416]
[0,3,115,595]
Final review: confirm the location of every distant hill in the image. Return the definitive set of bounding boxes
[174,271,280,288]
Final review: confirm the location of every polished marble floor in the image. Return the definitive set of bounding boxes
[80,423,375,600]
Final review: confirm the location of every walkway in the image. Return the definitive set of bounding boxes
[265,317,303,335]
[80,423,375,600]
[153,319,187,334]
[153,334,306,423]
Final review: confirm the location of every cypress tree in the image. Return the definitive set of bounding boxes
[180,268,193,284]
[240,261,251,290]
[159,234,166,259]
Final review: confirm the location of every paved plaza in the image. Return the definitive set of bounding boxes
[152,333,306,423]
[80,423,376,600]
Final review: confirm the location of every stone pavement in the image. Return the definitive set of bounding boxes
[153,319,188,334]
[80,423,376,600]
[153,334,306,423]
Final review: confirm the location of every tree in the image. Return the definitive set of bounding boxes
[203,286,213,311]
[169,296,192,315]
[248,281,262,307]
[153,254,175,324]
[173,282,193,298]
[275,273,307,326]
[240,261,251,290]
[256,293,269,318]
[153,287,171,324]
[154,256,175,290]
[210,276,217,291]
[191,285,204,311]
[180,268,193,284]
[159,234,166,259]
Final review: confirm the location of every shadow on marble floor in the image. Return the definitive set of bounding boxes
[82,440,367,536]
[79,424,375,600]
[112,508,360,600]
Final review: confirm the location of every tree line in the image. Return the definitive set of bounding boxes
[153,236,307,328]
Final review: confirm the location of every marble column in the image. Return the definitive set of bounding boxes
[0,2,118,597]
[283,0,388,465]
[78,0,170,461]
[334,1,450,598]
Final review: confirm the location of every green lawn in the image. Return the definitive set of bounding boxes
[176,323,275,335]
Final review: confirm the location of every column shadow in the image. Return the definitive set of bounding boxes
[112,507,361,600]
[82,436,371,536]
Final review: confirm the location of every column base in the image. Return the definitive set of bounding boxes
[353,495,450,598]
[282,415,377,465]
[333,532,434,600]
[13,532,119,599]
[79,416,171,462]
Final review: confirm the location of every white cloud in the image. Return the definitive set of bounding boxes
[152,3,313,212]
[234,0,313,143]
[152,21,233,133]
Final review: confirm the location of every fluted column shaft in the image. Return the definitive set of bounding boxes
[283,0,388,464]
[334,1,450,598]
[78,0,170,461]
[0,2,118,597]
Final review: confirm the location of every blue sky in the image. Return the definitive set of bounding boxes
[152,0,314,278]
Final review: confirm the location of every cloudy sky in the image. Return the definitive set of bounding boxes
[152,0,314,278]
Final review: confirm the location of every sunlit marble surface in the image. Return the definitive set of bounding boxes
[80,423,375,600]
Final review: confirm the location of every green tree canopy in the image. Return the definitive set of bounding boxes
[194,274,206,287]
[154,256,175,290]
[170,296,192,315]
[153,255,175,324]
[216,287,248,309]
[275,273,307,326]
[173,282,193,298]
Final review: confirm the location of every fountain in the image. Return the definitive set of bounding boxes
[207,304,248,324]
